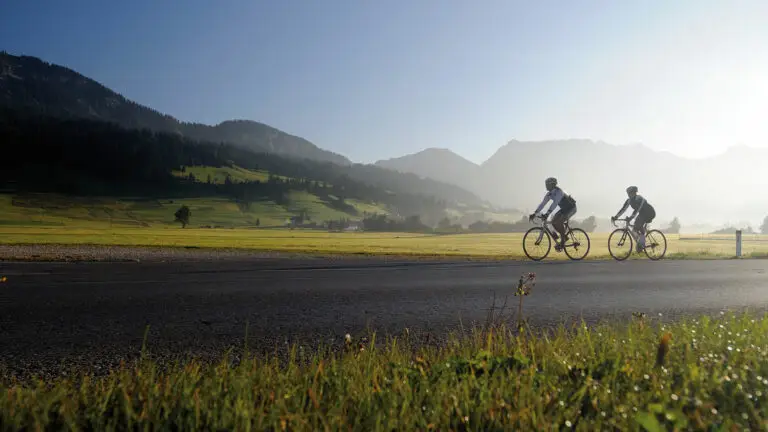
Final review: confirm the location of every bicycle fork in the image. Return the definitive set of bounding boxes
[624,229,647,250]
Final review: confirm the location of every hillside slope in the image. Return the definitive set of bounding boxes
[0,52,349,165]
[0,52,484,208]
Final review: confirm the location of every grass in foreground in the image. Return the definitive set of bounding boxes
[2,312,767,430]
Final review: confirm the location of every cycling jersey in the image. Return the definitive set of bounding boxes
[616,194,655,219]
[535,187,576,215]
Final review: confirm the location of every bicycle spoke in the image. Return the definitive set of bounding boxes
[608,229,633,261]
[564,228,590,260]
[523,227,551,261]
[644,230,668,260]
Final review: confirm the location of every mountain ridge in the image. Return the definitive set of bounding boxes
[0,52,351,165]
[5,51,766,225]
[375,139,768,225]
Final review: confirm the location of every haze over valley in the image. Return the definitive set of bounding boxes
[2,50,765,231]
[375,141,768,228]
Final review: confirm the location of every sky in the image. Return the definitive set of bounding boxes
[2,0,767,164]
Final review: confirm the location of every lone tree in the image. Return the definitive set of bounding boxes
[761,215,768,234]
[174,205,191,228]
[667,217,681,234]
[438,217,452,230]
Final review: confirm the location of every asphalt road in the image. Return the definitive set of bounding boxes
[2,258,768,374]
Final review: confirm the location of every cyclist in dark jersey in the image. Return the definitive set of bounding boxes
[529,177,577,251]
[611,186,656,252]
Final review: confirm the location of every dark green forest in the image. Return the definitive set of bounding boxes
[0,108,463,225]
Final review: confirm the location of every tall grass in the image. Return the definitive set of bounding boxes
[2,312,767,430]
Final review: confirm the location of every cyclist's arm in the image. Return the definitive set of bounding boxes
[546,189,564,214]
[629,196,646,219]
[614,199,629,218]
[533,192,550,215]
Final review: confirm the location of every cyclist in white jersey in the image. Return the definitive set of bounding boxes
[529,177,577,251]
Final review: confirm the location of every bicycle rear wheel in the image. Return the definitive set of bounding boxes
[644,229,667,260]
[564,228,590,260]
[608,228,633,261]
[523,227,551,261]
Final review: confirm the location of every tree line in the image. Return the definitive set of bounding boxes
[0,109,457,224]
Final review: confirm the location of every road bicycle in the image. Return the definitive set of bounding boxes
[608,218,667,261]
[522,215,591,261]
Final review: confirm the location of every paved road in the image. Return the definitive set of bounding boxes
[1,258,768,374]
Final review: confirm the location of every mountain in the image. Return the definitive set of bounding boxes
[0,109,475,226]
[375,139,768,225]
[375,148,483,193]
[0,52,350,165]
[0,51,485,212]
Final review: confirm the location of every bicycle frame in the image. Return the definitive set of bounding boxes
[612,218,649,234]
[525,214,591,261]
[611,218,651,244]
[609,216,667,260]
[531,215,573,245]
[530,215,553,238]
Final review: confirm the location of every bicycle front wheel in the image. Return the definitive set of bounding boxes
[644,229,667,260]
[608,229,633,261]
[564,228,590,260]
[523,227,551,261]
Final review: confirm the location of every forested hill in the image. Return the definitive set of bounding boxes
[0,51,483,209]
[0,109,476,224]
[0,52,349,166]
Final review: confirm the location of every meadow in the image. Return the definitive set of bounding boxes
[0,193,764,259]
[2,312,767,430]
[0,225,766,260]
[0,193,389,230]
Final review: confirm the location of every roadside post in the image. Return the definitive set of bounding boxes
[736,230,742,258]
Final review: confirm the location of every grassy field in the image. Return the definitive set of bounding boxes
[1,193,765,259]
[171,165,276,184]
[0,225,766,259]
[2,312,766,430]
[0,193,390,230]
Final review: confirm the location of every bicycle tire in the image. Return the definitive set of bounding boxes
[644,229,667,260]
[564,228,590,260]
[608,228,633,261]
[523,227,551,261]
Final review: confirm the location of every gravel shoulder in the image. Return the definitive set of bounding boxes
[0,243,513,264]
[0,244,304,263]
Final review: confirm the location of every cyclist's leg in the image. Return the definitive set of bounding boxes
[566,205,577,226]
[555,206,576,247]
[552,210,567,248]
[642,211,656,245]
[634,213,649,250]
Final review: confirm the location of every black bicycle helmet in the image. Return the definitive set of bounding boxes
[545,177,558,190]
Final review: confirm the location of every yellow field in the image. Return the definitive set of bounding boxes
[0,226,765,259]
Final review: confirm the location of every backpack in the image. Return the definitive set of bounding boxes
[560,189,576,210]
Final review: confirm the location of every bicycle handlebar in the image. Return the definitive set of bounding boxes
[611,217,631,228]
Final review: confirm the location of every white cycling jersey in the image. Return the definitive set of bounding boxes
[534,187,573,215]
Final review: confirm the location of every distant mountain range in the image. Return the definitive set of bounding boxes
[376,140,768,225]
[0,51,486,210]
[2,51,765,225]
[0,52,350,165]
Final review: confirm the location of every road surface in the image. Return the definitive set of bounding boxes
[1,258,767,375]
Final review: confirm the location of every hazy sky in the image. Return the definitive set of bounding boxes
[2,0,767,163]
